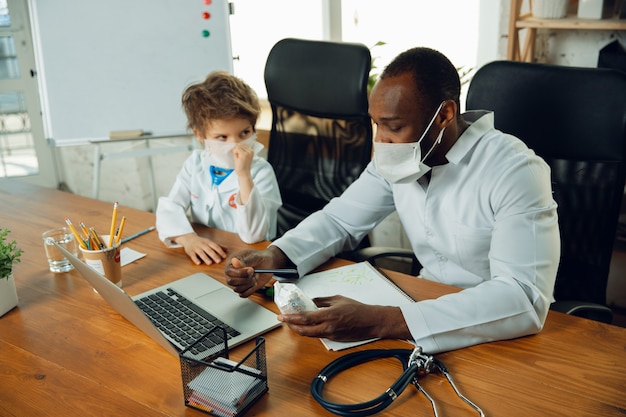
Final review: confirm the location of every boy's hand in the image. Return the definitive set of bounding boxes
[233,142,255,176]
[233,142,255,204]
[174,233,228,265]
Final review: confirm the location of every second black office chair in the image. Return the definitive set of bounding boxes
[264,38,373,238]
[465,60,626,324]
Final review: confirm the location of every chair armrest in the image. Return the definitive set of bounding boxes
[343,246,422,276]
[347,246,415,261]
[550,300,614,324]
[348,251,615,323]
[348,250,615,324]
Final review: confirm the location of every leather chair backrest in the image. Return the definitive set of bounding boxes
[264,38,373,237]
[466,60,626,305]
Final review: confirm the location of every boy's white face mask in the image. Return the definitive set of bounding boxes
[373,102,445,184]
[202,133,257,170]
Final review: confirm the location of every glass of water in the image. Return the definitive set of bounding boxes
[41,227,78,273]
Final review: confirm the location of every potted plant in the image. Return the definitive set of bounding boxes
[368,41,387,93]
[0,228,22,317]
[368,41,474,92]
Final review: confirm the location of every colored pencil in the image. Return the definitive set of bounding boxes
[65,218,87,249]
[115,216,126,246]
[120,225,155,244]
[108,201,119,247]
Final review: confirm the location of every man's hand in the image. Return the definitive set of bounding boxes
[277,295,411,342]
[225,247,290,297]
[173,233,227,265]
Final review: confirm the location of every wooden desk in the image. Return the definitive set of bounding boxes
[1,179,625,417]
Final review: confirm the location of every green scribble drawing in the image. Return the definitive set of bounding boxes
[321,264,374,286]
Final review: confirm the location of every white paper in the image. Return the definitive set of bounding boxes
[120,247,146,266]
[296,262,414,351]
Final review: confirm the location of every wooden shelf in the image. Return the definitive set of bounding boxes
[516,14,626,29]
[508,0,626,62]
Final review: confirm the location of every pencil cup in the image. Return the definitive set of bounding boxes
[42,227,79,273]
[79,243,122,287]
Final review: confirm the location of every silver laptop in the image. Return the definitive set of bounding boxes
[54,243,280,359]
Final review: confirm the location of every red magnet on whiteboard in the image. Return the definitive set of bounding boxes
[203,0,212,5]
[202,11,211,19]
[202,30,210,38]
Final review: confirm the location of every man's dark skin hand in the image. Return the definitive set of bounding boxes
[224,246,411,342]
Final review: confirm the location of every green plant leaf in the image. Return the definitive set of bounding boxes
[0,229,23,278]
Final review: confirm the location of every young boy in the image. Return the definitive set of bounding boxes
[156,71,281,265]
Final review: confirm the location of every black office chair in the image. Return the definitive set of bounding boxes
[463,60,626,324]
[264,38,373,238]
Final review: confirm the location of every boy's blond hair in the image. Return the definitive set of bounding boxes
[182,71,261,138]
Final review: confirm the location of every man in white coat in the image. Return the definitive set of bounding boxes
[224,47,560,353]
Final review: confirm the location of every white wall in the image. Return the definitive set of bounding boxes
[55,136,194,212]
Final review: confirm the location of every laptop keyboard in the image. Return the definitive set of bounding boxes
[134,288,241,355]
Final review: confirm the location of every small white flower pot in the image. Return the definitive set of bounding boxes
[0,274,18,317]
[532,0,569,18]
[577,0,604,19]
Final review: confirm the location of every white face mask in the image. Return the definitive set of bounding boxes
[202,133,257,170]
[373,102,445,183]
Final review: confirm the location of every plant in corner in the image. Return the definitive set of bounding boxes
[367,41,474,92]
[0,228,23,279]
[368,41,387,94]
[0,228,22,317]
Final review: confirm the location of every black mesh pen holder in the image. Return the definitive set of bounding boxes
[180,327,268,417]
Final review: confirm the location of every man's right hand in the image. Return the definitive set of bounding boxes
[225,247,289,297]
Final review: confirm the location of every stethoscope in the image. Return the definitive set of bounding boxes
[311,346,485,417]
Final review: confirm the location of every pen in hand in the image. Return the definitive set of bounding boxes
[253,268,299,280]
[253,269,299,297]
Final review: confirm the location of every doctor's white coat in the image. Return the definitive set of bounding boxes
[156,144,281,246]
[272,112,560,353]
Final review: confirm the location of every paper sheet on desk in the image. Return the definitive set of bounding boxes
[320,336,378,351]
[120,247,146,266]
[295,262,414,351]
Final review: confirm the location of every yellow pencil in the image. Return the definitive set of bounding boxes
[79,221,97,250]
[90,227,104,250]
[115,216,126,246]
[108,201,119,248]
[65,218,87,249]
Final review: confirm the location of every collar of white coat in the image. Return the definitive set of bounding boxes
[444,110,494,165]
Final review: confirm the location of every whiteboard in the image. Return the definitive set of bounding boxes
[30,0,233,143]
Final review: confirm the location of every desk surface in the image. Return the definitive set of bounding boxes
[1,179,625,417]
